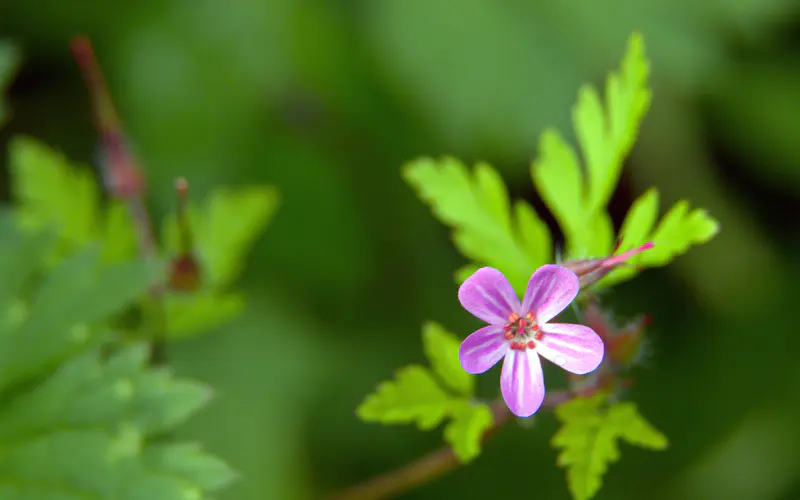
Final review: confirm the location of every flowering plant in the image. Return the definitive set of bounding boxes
[339,33,719,500]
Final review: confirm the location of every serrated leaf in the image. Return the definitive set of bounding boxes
[552,393,668,500]
[356,365,451,430]
[0,215,232,499]
[421,321,473,396]
[443,400,493,463]
[0,245,162,391]
[0,345,210,439]
[0,41,20,126]
[143,443,237,492]
[645,200,720,266]
[10,136,101,253]
[531,32,650,260]
[164,292,246,340]
[163,186,279,290]
[605,403,668,450]
[404,157,550,293]
[0,215,57,313]
[603,194,720,286]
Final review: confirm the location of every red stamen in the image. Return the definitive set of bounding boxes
[504,331,514,340]
[508,313,520,322]
[527,341,536,349]
[534,332,543,341]
[518,318,527,328]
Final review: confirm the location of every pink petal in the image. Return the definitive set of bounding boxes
[520,265,580,323]
[536,323,604,375]
[458,267,520,324]
[458,325,509,374]
[500,349,545,417]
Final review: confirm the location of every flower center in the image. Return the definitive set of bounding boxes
[503,312,544,350]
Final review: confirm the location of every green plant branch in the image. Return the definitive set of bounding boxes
[328,391,574,500]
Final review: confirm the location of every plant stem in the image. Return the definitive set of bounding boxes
[327,391,572,500]
[71,35,167,364]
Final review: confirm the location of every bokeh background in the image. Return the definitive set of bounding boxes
[2,1,800,499]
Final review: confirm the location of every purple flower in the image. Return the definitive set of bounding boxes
[458,265,604,417]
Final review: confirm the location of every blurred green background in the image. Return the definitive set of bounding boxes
[2,0,800,499]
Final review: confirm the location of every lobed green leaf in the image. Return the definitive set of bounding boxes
[404,157,550,294]
[356,365,451,430]
[531,32,650,260]
[0,216,234,499]
[422,321,473,397]
[552,393,668,500]
[443,401,493,463]
[603,190,720,286]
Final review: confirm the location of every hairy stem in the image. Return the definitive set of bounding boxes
[327,391,572,500]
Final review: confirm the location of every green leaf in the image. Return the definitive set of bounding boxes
[356,365,451,430]
[143,442,238,492]
[9,136,102,253]
[421,321,473,397]
[618,188,659,251]
[404,157,550,293]
[645,200,720,265]
[443,400,493,463]
[163,186,280,290]
[0,241,163,392]
[102,201,138,264]
[602,191,720,286]
[552,393,668,500]
[163,292,246,340]
[0,41,20,126]
[0,216,233,499]
[531,32,650,260]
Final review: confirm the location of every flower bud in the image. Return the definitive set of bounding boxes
[167,177,202,292]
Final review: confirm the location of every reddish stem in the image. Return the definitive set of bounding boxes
[327,391,573,500]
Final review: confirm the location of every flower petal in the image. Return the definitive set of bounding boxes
[521,265,580,323]
[537,323,604,375]
[458,267,521,324]
[500,349,545,417]
[458,325,509,374]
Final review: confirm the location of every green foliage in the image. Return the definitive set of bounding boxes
[443,401,494,463]
[0,41,20,126]
[407,32,718,290]
[552,393,668,500]
[357,365,451,430]
[422,321,473,396]
[531,33,650,260]
[7,135,279,340]
[357,322,492,462]
[161,186,279,339]
[163,186,279,290]
[0,218,234,499]
[404,157,550,294]
[603,189,720,285]
[9,136,137,264]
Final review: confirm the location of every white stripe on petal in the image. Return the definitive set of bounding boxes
[537,323,604,375]
[500,349,545,417]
